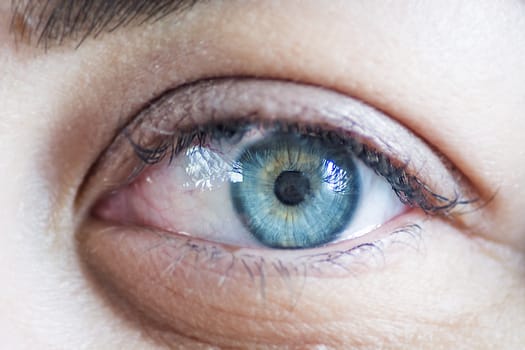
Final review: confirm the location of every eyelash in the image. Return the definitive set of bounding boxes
[124,119,466,216]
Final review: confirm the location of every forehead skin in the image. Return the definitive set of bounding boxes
[0,0,524,348]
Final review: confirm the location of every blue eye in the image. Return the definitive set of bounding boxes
[95,79,470,253]
[231,133,360,249]
[99,120,409,250]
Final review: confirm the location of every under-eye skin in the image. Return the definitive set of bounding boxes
[78,79,478,343]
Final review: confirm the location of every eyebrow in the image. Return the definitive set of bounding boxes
[10,0,199,49]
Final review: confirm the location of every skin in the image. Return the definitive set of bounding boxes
[0,0,524,348]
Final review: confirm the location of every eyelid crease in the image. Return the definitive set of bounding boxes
[80,78,479,225]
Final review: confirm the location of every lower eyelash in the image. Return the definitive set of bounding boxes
[298,223,424,271]
[144,223,424,300]
[124,120,471,215]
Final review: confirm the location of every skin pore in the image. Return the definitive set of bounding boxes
[0,0,524,348]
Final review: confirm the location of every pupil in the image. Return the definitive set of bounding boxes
[273,171,311,206]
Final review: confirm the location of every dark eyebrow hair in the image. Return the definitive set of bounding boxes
[10,0,199,49]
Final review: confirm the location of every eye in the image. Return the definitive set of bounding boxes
[95,121,408,249]
[79,79,476,344]
[87,78,473,253]
[89,80,470,249]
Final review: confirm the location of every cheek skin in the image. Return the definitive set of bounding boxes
[78,218,525,349]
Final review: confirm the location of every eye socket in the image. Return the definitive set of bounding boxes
[78,78,479,345]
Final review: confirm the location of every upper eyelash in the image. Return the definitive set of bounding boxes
[124,119,476,215]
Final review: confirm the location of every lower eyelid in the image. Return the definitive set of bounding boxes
[85,209,424,282]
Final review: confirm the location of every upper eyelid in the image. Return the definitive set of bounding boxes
[80,78,478,220]
[132,121,465,216]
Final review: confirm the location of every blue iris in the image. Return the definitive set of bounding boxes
[230,133,361,249]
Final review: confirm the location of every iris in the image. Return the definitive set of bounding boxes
[230,133,361,249]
